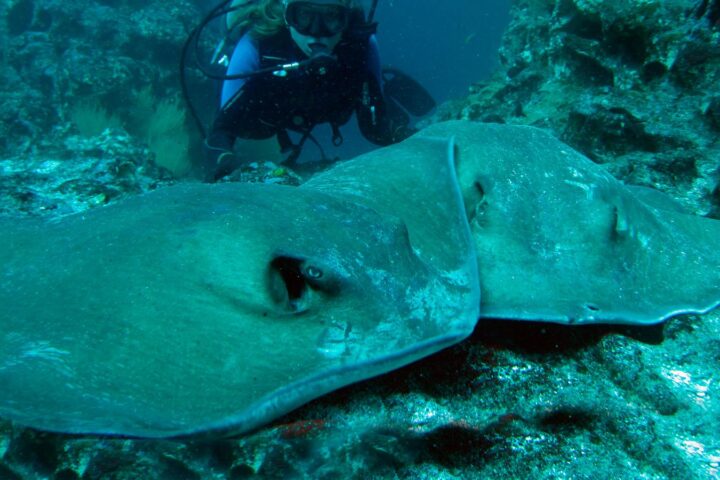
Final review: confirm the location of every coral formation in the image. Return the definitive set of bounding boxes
[0,129,173,217]
[70,100,124,137]
[1,0,201,176]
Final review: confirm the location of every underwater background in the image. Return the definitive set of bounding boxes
[326,0,511,159]
[1,0,720,478]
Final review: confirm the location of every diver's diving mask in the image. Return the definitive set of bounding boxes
[284,2,351,38]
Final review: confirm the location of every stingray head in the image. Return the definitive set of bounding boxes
[167,177,477,436]
[182,184,442,379]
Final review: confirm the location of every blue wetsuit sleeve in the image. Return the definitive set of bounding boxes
[367,35,383,93]
[220,33,260,108]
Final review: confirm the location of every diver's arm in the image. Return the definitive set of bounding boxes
[203,34,260,182]
[220,33,260,107]
[355,36,415,146]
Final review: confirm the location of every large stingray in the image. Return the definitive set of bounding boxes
[1,120,719,438]
[412,121,720,324]
[0,137,478,438]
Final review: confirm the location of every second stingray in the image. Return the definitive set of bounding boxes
[418,121,720,325]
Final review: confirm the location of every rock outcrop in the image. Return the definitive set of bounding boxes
[439,0,720,217]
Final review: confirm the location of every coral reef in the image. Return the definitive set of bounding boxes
[437,0,720,217]
[1,0,202,175]
[0,129,173,216]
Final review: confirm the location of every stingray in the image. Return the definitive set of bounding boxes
[415,121,720,324]
[1,121,719,438]
[0,137,478,438]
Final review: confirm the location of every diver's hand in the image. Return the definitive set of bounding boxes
[392,124,418,143]
[209,151,242,183]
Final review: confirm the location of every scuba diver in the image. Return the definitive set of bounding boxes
[199,0,433,182]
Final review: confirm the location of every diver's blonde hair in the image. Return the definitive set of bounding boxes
[227,0,355,39]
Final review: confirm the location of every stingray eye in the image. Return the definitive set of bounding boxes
[304,265,323,279]
[301,261,342,294]
[268,255,340,313]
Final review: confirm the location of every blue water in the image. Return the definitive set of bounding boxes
[375,0,511,102]
[293,0,512,161]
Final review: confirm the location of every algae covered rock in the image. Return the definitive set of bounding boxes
[1,0,202,175]
[443,0,720,217]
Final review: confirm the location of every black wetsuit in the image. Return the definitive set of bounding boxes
[204,24,412,180]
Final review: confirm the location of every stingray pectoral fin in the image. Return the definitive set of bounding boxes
[626,184,691,214]
[631,205,720,317]
[304,134,481,364]
[305,135,480,287]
